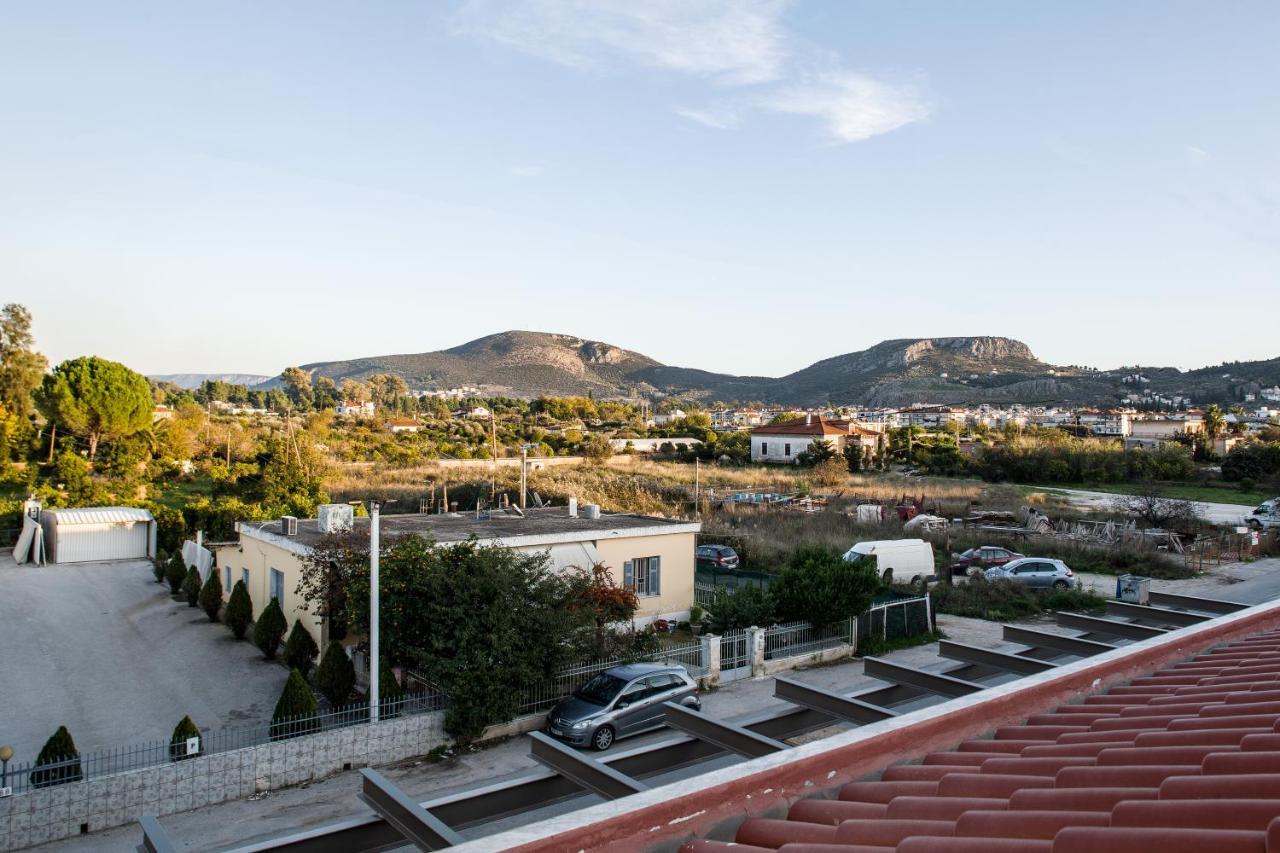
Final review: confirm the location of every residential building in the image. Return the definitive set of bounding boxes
[384,417,420,434]
[214,505,700,647]
[609,437,704,453]
[335,400,375,417]
[749,416,881,464]
[1126,416,1202,449]
[653,409,686,426]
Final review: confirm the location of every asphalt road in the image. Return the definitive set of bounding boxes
[1044,487,1257,526]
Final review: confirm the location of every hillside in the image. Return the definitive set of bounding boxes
[150,373,273,389]
[280,332,1279,407]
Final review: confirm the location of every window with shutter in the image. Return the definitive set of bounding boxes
[624,560,634,590]
[648,556,660,596]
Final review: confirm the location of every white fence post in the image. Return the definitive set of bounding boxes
[701,633,721,687]
[748,625,766,678]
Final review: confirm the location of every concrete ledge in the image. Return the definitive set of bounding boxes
[456,597,1280,853]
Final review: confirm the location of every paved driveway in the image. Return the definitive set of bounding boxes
[0,556,288,765]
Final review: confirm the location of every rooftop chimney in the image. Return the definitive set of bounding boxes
[568,497,578,518]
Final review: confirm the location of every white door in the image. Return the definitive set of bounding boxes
[57,522,149,563]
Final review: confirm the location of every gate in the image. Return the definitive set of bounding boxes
[719,629,751,682]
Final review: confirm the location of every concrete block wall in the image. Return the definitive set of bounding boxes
[0,710,447,851]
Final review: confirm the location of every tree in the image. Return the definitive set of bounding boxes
[580,433,613,464]
[770,546,879,631]
[796,438,836,466]
[1203,404,1226,443]
[36,356,152,461]
[169,716,202,761]
[30,725,82,787]
[843,443,864,473]
[706,584,774,633]
[165,552,187,594]
[0,303,47,419]
[812,457,847,486]
[314,641,355,706]
[270,669,319,740]
[378,657,406,718]
[565,563,639,658]
[152,555,167,584]
[182,566,202,607]
[1111,487,1201,534]
[339,378,370,404]
[253,597,287,658]
[225,579,253,639]
[283,620,320,678]
[280,367,314,410]
[199,570,223,622]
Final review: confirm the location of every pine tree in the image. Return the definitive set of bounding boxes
[169,715,202,761]
[282,620,319,678]
[199,571,223,622]
[225,579,253,640]
[165,553,186,594]
[182,566,202,607]
[30,725,82,787]
[314,641,355,707]
[253,597,287,659]
[270,669,319,740]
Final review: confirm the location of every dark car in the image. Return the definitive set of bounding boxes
[950,545,1023,578]
[546,663,700,751]
[696,544,740,571]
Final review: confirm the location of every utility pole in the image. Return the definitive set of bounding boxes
[490,413,498,502]
[520,445,528,511]
[226,430,232,466]
[369,501,381,724]
[694,457,700,520]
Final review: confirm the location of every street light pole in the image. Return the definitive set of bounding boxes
[369,501,381,724]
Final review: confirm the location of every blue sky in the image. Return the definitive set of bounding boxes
[2,1,1277,378]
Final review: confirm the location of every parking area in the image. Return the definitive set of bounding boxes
[0,556,288,765]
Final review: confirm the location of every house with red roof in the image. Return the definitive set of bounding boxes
[749,414,882,464]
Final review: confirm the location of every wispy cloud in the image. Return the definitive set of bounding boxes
[453,0,929,144]
[1185,145,1211,167]
[508,164,544,178]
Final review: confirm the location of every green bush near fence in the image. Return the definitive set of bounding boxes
[315,641,356,706]
[29,726,82,788]
[169,716,202,761]
[270,669,320,740]
[931,576,1105,622]
[182,566,202,607]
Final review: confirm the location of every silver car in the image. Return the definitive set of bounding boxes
[546,663,700,751]
[984,557,1080,590]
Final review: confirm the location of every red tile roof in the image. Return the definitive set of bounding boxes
[750,417,856,437]
[679,628,1280,853]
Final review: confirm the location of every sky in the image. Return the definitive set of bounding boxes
[2,1,1278,379]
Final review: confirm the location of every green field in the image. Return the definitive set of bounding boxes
[1031,481,1271,507]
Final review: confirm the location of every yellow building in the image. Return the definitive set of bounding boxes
[214,505,700,647]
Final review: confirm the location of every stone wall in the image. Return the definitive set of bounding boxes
[0,710,446,851]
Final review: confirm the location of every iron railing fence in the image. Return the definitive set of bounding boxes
[763,617,856,661]
[0,692,441,797]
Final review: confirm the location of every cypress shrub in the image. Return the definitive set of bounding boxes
[30,725,82,787]
[253,597,287,659]
[379,657,406,719]
[165,553,186,594]
[225,580,253,640]
[182,567,202,607]
[283,620,320,678]
[199,571,223,622]
[314,641,355,707]
[270,669,319,740]
[169,715,202,761]
[152,554,167,584]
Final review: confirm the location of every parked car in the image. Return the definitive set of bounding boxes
[843,538,936,588]
[950,545,1024,578]
[983,557,1079,590]
[546,663,700,751]
[696,544,740,570]
[1247,499,1280,531]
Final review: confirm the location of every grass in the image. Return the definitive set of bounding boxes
[150,475,215,511]
[858,630,945,657]
[1033,481,1271,507]
[931,578,1106,622]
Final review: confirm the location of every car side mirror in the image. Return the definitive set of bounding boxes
[616,701,630,710]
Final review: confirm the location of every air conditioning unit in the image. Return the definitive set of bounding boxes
[582,504,601,520]
[317,504,354,534]
[281,515,298,536]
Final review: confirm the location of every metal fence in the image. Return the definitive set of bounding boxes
[763,617,856,661]
[0,692,442,797]
[856,594,932,646]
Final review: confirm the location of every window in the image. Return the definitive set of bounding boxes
[224,566,232,596]
[760,442,767,456]
[270,568,284,604]
[242,568,249,590]
[784,443,791,456]
[623,556,661,597]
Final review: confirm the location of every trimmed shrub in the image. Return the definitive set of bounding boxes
[169,715,202,761]
[29,725,82,787]
[165,553,186,593]
[199,571,223,622]
[225,580,252,640]
[253,597,287,659]
[283,620,320,678]
[182,566,202,607]
[378,657,406,719]
[314,641,356,707]
[270,669,319,740]
[152,554,167,584]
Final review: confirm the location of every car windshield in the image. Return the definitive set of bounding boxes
[574,673,627,706]
[960,549,976,558]
[845,552,875,569]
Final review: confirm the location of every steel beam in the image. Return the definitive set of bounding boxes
[138,816,177,853]
[1055,611,1167,640]
[663,702,789,757]
[528,731,648,800]
[1105,600,1211,628]
[1002,625,1115,658]
[774,677,897,724]
[357,769,464,851]
[937,640,1058,675]
[862,657,983,698]
[1148,590,1248,615]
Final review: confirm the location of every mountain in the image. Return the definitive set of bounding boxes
[287,332,1280,407]
[150,373,273,389]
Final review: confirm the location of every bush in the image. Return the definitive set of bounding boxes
[378,657,406,718]
[225,579,253,640]
[314,641,356,706]
[770,546,878,630]
[270,669,319,740]
[169,715,202,761]
[152,555,167,584]
[706,584,774,633]
[253,597,287,659]
[29,725,81,787]
[932,577,1105,622]
[182,566,202,607]
[283,620,320,678]
[165,553,186,593]
[199,570,223,622]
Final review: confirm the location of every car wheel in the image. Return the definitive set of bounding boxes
[1052,580,1069,590]
[591,725,615,751]
[881,568,893,584]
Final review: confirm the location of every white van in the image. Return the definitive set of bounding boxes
[843,538,937,588]
[1248,499,1280,531]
